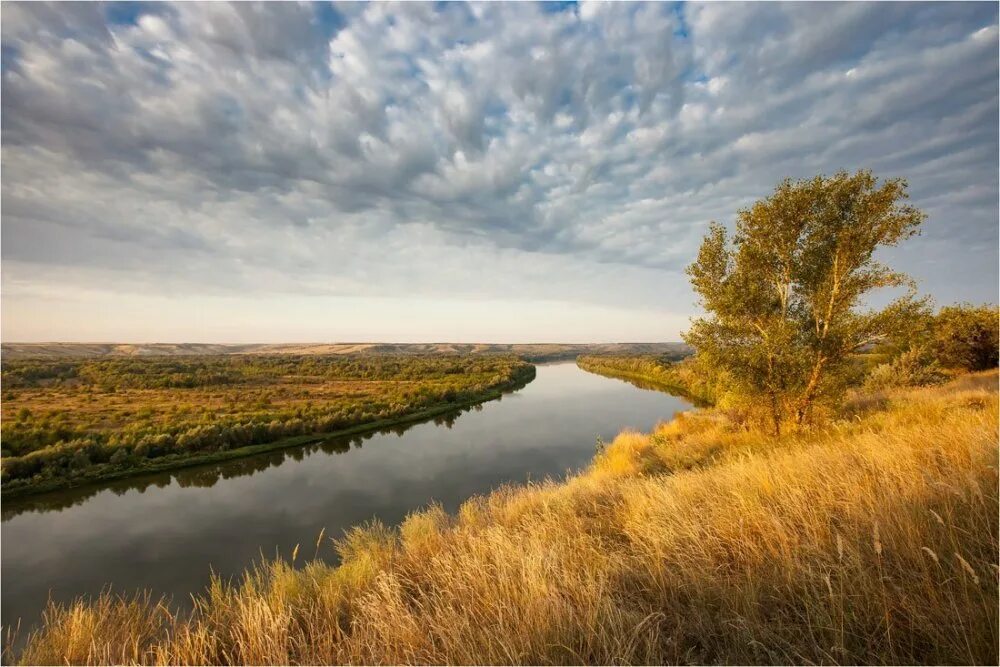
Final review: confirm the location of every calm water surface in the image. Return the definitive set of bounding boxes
[2,362,691,633]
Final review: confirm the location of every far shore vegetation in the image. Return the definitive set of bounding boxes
[576,353,715,405]
[0,355,534,498]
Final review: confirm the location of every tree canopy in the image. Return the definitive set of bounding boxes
[685,170,926,434]
[932,304,999,371]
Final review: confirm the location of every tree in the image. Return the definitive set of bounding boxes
[685,170,926,435]
[932,304,999,371]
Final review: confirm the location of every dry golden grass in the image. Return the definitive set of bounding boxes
[12,372,999,665]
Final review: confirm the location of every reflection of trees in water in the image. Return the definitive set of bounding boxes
[176,468,221,489]
[1,375,538,521]
[433,413,458,429]
[602,374,711,409]
[1,402,480,521]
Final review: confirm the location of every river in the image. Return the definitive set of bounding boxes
[1,362,692,635]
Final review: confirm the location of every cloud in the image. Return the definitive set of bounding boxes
[1,1,997,341]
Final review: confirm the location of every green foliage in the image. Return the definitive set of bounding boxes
[931,303,999,371]
[868,301,936,361]
[0,354,521,390]
[864,346,944,391]
[576,355,715,405]
[1,354,534,494]
[685,170,926,434]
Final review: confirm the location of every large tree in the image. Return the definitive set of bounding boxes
[685,170,926,434]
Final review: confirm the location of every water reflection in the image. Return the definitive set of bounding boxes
[586,371,713,408]
[2,363,692,637]
[3,398,492,521]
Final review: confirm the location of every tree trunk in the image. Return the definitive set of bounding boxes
[795,356,826,425]
[770,390,782,437]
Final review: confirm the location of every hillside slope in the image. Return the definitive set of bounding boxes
[13,373,998,665]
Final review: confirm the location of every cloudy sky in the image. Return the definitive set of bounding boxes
[2,1,997,343]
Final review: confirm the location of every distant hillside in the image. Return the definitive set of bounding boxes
[0,342,691,362]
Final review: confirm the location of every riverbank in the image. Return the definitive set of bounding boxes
[576,354,716,405]
[2,363,535,500]
[13,371,997,665]
[1,361,692,650]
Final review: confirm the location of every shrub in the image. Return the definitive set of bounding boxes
[69,449,91,470]
[932,303,999,371]
[109,448,131,465]
[864,346,945,391]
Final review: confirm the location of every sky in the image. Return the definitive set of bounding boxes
[1,1,997,344]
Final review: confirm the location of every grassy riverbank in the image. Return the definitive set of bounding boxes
[1,356,534,498]
[577,354,716,405]
[11,371,997,665]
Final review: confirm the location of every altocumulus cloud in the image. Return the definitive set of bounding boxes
[1,1,997,342]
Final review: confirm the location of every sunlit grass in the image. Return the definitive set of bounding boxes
[12,372,998,665]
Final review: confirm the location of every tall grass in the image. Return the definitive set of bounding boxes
[11,373,998,665]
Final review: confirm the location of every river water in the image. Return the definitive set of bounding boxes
[2,362,692,634]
